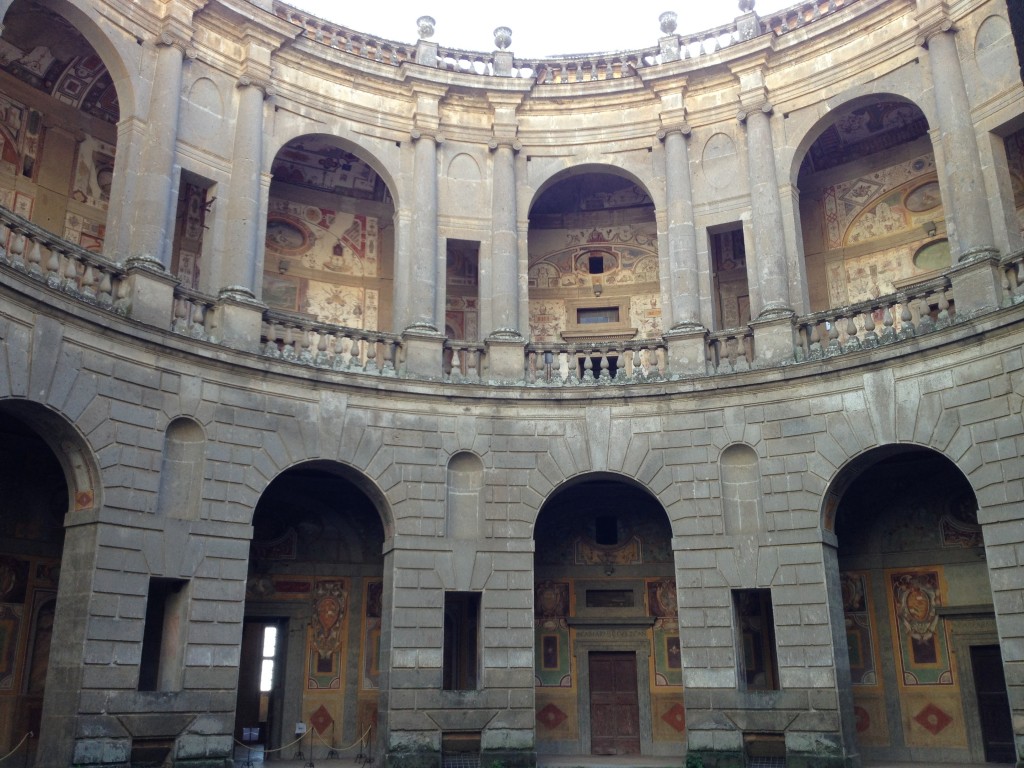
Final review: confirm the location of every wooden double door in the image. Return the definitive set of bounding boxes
[589,652,641,755]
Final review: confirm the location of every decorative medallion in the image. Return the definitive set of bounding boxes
[536,703,567,730]
[914,703,953,736]
[312,580,346,656]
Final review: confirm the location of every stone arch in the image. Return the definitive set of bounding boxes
[720,443,761,535]
[528,162,659,214]
[820,443,1012,762]
[156,416,206,520]
[0,398,101,514]
[446,450,483,540]
[786,89,934,189]
[533,470,680,759]
[264,130,401,210]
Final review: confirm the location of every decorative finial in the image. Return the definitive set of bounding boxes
[739,0,756,12]
[417,16,435,40]
[494,26,512,50]
[659,11,678,36]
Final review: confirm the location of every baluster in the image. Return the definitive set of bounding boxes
[280,325,296,360]
[466,347,479,381]
[332,334,348,370]
[314,331,330,366]
[63,251,80,293]
[705,338,717,375]
[843,315,861,352]
[25,238,43,276]
[861,308,878,349]
[879,303,896,344]
[9,230,25,270]
[113,273,131,314]
[737,335,753,374]
[582,351,595,382]
[630,348,642,381]
[190,302,208,339]
[97,268,113,306]
[81,263,97,301]
[807,321,823,359]
[916,293,935,335]
[899,300,915,340]
[172,297,189,333]
[0,220,9,261]
[936,290,951,327]
[825,318,841,357]
[382,338,396,375]
[599,349,611,382]
[44,244,61,287]
[365,337,378,373]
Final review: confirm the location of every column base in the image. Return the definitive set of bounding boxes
[664,324,708,377]
[950,247,1003,318]
[122,256,177,329]
[401,323,446,379]
[211,287,265,352]
[750,310,796,367]
[485,329,527,383]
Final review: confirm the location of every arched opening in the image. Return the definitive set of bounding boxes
[0,406,70,761]
[797,98,949,317]
[0,0,121,252]
[830,447,1012,763]
[263,136,395,331]
[527,170,661,377]
[533,476,681,759]
[238,461,387,763]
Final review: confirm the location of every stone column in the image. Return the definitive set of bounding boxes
[659,124,707,375]
[919,13,1003,314]
[740,98,796,365]
[402,128,446,377]
[214,74,271,350]
[485,136,527,381]
[129,33,188,270]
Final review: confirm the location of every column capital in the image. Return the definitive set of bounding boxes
[237,74,275,99]
[410,129,444,144]
[737,101,773,123]
[915,16,955,48]
[657,123,691,141]
[488,136,521,152]
[156,30,197,60]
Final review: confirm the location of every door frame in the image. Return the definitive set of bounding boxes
[946,610,1001,763]
[572,625,654,756]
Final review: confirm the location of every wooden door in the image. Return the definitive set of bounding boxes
[970,644,1014,762]
[589,652,641,755]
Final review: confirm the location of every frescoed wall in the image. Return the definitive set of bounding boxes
[835,451,992,758]
[533,485,682,755]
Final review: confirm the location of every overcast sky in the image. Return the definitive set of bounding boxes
[288,0,798,58]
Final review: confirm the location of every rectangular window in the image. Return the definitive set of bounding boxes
[577,307,620,324]
[734,588,780,691]
[443,592,480,691]
[138,578,189,692]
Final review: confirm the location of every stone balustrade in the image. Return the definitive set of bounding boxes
[0,204,127,312]
[4,204,1022,387]
[271,0,861,80]
[260,310,401,375]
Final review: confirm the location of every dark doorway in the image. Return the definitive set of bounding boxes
[234,620,283,746]
[970,644,1014,762]
[589,652,640,755]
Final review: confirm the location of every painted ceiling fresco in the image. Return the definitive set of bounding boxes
[800,101,928,177]
[271,136,392,202]
[531,174,653,216]
[0,2,118,124]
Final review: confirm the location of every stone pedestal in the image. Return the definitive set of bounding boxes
[750,312,796,367]
[122,257,178,329]
[664,325,708,377]
[211,288,265,352]
[949,248,1003,318]
[402,323,446,379]
[484,330,526,382]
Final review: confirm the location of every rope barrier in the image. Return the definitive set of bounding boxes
[233,725,372,755]
[0,733,32,764]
